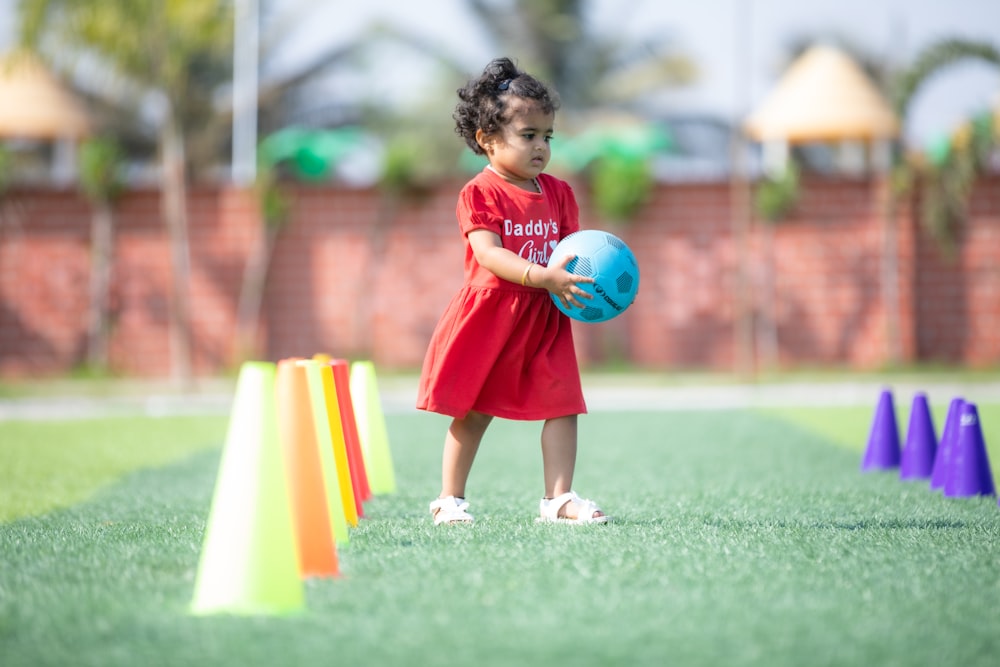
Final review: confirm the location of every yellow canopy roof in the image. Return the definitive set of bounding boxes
[744,44,899,143]
[0,51,92,140]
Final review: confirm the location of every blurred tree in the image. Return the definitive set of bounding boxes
[19,0,233,386]
[590,154,653,223]
[892,38,1000,253]
[465,0,695,113]
[231,126,369,363]
[77,136,124,374]
[16,0,368,377]
[232,159,290,364]
[881,38,998,366]
[752,159,800,370]
[367,0,695,187]
[0,144,12,196]
[0,143,13,234]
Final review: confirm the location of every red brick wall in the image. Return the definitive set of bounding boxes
[763,180,900,368]
[1,176,998,378]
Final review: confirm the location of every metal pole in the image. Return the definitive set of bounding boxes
[730,0,755,379]
[232,0,259,186]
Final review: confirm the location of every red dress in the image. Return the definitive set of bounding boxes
[416,168,587,420]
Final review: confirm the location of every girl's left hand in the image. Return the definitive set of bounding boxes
[539,254,594,310]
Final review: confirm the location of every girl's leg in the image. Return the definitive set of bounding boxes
[541,414,578,497]
[439,410,492,499]
[540,415,604,520]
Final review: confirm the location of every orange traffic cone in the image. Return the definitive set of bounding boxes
[275,358,339,577]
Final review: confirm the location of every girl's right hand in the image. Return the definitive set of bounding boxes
[541,254,594,311]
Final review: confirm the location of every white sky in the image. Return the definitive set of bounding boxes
[3,0,999,147]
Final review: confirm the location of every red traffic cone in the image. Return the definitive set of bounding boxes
[331,359,373,506]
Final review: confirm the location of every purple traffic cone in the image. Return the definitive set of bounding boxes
[861,389,900,472]
[944,402,996,498]
[930,398,964,491]
[900,392,937,481]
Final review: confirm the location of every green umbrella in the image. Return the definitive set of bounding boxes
[925,133,952,167]
[551,121,675,173]
[258,126,368,181]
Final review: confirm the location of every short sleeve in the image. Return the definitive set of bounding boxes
[540,175,580,239]
[559,185,580,239]
[457,183,504,236]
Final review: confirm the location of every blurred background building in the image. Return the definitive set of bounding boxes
[1,0,997,185]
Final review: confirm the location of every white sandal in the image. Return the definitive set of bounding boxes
[429,496,474,525]
[537,491,610,525]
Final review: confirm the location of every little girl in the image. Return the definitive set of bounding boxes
[416,57,608,526]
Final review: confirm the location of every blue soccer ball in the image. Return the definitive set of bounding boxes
[547,229,640,323]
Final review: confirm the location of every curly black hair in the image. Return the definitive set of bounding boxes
[453,57,560,155]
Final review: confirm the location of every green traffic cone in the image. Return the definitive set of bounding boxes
[349,360,397,494]
[190,361,304,615]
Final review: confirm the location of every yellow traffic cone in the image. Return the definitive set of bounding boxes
[314,361,359,527]
[299,359,353,541]
[190,361,304,615]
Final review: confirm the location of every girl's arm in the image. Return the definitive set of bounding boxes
[467,229,593,310]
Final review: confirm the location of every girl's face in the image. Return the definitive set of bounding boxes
[477,99,554,189]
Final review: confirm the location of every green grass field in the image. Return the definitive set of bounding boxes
[2,398,999,667]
